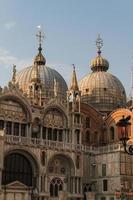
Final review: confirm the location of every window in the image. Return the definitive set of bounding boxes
[74,114,80,124]
[86,117,90,128]
[86,131,90,143]
[42,127,46,139]
[6,121,12,135]
[14,123,19,136]
[75,130,80,144]
[110,126,115,140]
[59,130,63,141]
[103,179,108,191]
[76,155,80,169]
[53,129,57,141]
[50,178,63,197]
[21,124,26,137]
[0,120,4,130]
[102,164,106,177]
[48,128,52,140]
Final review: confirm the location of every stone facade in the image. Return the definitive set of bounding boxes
[0,34,133,200]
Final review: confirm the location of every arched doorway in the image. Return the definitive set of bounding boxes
[50,177,63,197]
[2,152,35,186]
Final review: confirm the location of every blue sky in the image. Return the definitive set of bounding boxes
[0,0,133,98]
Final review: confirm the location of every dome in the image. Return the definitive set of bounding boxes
[79,35,126,113]
[79,71,126,113]
[16,65,68,100]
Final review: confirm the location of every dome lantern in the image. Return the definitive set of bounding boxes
[34,26,46,66]
[90,34,109,72]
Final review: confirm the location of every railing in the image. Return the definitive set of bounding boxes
[5,135,122,154]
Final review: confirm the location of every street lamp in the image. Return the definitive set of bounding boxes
[116,115,133,155]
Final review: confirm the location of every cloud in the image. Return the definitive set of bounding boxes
[4,21,16,30]
[0,48,31,69]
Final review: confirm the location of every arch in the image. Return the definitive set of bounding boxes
[2,153,33,186]
[4,148,40,174]
[43,105,68,128]
[47,153,75,176]
[0,94,32,122]
[2,149,40,187]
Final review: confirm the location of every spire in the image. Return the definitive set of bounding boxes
[34,25,46,65]
[96,34,103,56]
[70,64,79,91]
[12,65,16,84]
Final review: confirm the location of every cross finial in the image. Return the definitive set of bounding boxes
[36,25,45,53]
[96,34,103,55]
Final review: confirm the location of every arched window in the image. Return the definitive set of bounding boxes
[14,123,19,136]
[21,124,26,137]
[42,127,46,139]
[110,126,115,140]
[94,131,98,144]
[0,120,4,130]
[53,129,57,141]
[50,178,63,197]
[86,117,90,128]
[2,153,33,186]
[86,131,90,143]
[59,130,63,141]
[48,128,52,140]
[76,155,80,169]
[6,121,12,135]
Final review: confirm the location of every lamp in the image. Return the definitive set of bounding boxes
[116,115,133,155]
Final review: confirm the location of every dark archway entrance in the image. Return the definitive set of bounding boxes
[2,153,33,186]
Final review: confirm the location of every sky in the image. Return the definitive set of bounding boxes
[0,0,133,98]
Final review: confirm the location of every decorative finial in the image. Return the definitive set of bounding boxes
[96,34,103,55]
[70,64,79,91]
[12,65,16,84]
[72,64,75,70]
[36,25,45,53]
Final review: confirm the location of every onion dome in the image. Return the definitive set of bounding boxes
[79,35,126,113]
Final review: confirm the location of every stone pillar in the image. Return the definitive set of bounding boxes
[26,124,28,137]
[11,122,14,135]
[19,123,21,136]
[59,191,68,200]
[86,192,95,200]
[40,126,43,139]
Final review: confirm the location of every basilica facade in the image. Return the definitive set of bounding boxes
[0,32,133,200]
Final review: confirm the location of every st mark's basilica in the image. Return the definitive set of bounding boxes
[0,30,133,200]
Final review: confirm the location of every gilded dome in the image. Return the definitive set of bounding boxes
[16,65,68,100]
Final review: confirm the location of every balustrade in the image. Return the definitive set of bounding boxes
[5,135,121,154]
